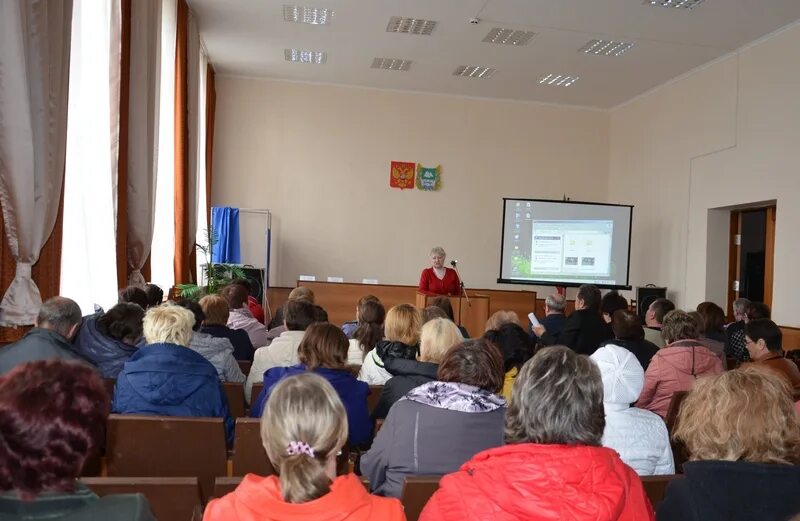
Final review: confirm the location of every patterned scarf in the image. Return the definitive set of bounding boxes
[402,381,507,413]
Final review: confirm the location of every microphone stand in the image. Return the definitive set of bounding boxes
[450,261,471,328]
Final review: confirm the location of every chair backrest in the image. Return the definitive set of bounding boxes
[250,382,264,407]
[367,385,382,415]
[82,476,202,521]
[641,474,680,509]
[223,382,247,418]
[103,378,116,400]
[213,476,242,499]
[105,414,228,501]
[664,391,690,472]
[401,476,442,521]
[237,360,252,375]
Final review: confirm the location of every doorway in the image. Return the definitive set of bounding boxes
[726,206,775,320]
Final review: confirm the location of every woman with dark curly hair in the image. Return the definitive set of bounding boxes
[0,360,155,519]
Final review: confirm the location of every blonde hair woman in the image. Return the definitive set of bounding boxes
[658,366,800,521]
[112,304,234,443]
[358,304,421,385]
[204,373,405,520]
[372,318,464,419]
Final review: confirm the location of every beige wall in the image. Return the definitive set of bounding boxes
[212,77,609,292]
[609,22,800,326]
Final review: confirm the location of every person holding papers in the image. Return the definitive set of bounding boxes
[418,247,461,296]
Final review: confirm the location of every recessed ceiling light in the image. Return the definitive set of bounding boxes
[482,27,535,46]
[283,5,332,25]
[371,58,412,71]
[453,65,495,79]
[538,74,579,87]
[579,39,634,56]
[284,48,327,64]
[643,0,705,9]
[386,16,437,35]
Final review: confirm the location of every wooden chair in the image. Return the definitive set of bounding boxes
[249,382,264,408]
[223,382,247,418]
[103,378,116,400]
[664,391,690,472]
[367,385,383,415]
[83,476,203,521]
[105,414,228,501]
[237,360,252,375]
[213,476,242,499]
[400,476,442,521]
[641,474,679,510]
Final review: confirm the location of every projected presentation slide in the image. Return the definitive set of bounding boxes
[499,199,632,288]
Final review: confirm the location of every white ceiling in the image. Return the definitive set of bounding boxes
[188,0,800,109]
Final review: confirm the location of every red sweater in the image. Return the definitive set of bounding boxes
[418,267,461,296]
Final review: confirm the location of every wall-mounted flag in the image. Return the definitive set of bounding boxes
[389,161,416,189]
[416,164,441,191]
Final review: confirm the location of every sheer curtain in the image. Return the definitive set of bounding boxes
[60,0,121,314]
[195,48,208,283]
[150,0,178,293]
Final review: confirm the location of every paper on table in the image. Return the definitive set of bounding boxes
[527,312,541,328]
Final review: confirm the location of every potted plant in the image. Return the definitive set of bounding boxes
[177,226,246,299]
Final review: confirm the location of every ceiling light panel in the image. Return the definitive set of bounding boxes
[284,48,327,64]
[283,5,332,25]
[483,27,535,46]
[538,74,579,87]
[643,0,705,9]
[386,16,437,35]
[371,58,412,71]
[579,39,634,56]
[453,65,496,79]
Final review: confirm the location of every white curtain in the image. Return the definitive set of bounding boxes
[185,13,201,281]
[126,0,162,286]
[195,48,209,282]
[150,0,178,292]
[60,0,122,315]
[0,0,74,325]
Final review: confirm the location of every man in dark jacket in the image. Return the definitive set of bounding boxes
[0,296,85,375]
[530,293,568,339]
[535,285,611,356]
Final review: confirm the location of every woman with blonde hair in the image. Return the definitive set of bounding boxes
[205,373,405,520]
[358,304,421,385]
[658,366,800,521]
[372,317,464,419]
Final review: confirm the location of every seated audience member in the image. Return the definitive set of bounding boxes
[313,305,329,323]
[484,322,535,401]
[696,302,728,365]
[359,304,421,385]
[658,367,800,521]
[643,297,675,348]
[590,345,674,475]
[341,295,380,339]
[264,288,319,345]
[372,318,463,419]
[530,293,567,338]
[250,323,371,446]
[204,373,404,521]
[601,290,628,324]
[199,294,255,361]
[112,304,233,444]
[484,310,520,332]
[231,278,265,324]
[689,311,726,367]
[725,297,751,362]
[430,296,469,338]
[603,310,660,370]
[246,299,316,400]
[746,301,771,322]
[347,298,386,365]
[267,286,314,330]
[421,305,447,323]
[71,302,144,378]
[177,299,244,383]
[143,283,164,309]
[0,360,155,520]
[362,339,507,499]
[636,310,723,417]
[223,283,270,349]
[0,297,84,375]
[420,346,654,521]
[744,319,800,390]
[118,286,149,310]
[536,285,612,355]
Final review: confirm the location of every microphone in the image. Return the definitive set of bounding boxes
[450,260,457,267]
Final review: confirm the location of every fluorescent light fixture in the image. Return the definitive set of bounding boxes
[284,48,327,64]
[283,5,332,25]
[371,57,412,71]
[482,27,535,46]
[579,39,634,56]
[643,0,705,8]
[538,73,579,87]
[386,16,437,35]
[453,65,496,79]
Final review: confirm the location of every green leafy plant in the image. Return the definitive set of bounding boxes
[177,226,247,300]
